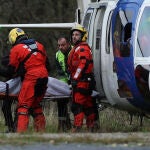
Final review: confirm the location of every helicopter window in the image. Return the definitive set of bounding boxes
[94,7,106,50]
[113,13,122,57]
[120,22,132,57]
[135,65,150,99]
[117,80,133,98]
[83,9,94,32]
[136,7,150,57]
[113,9,133,57]
[96,29,101,49]
[106,10,113,54]
[124,23,132,42]
[82,8,94,44]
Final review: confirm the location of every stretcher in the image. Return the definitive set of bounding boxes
[0,77,99,101]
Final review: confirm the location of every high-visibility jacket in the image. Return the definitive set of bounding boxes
[56,50,70,83]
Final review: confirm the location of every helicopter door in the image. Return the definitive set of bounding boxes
[93,6,106,96]
[112,7,135,98]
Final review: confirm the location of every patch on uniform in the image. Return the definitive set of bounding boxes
[75,46,80,52]
[74,68,81,79]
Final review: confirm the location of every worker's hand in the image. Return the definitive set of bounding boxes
[71,79,77,88]
[69,84,72,90]
[68,79,71,85]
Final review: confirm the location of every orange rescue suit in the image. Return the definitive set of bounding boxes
[9,39,48,132]
[68,42,95,129]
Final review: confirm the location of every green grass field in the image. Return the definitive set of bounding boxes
[0,100,150,133]
[0,101,149,145]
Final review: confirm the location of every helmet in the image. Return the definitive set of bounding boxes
[71,23,88,42]
[8,28,26,45]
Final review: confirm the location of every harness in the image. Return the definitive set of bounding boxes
[17,42,45,80]
[68,42,95,95]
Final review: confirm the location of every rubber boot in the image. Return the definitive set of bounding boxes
[72,112,84,133]
[86,113,95,132]
[17,107,29,133]
[71,126,81,133]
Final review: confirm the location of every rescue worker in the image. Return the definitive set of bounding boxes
[55,36,72,132]
[67,23,96,132]
[0,28,49,133]
[0,55,16,133]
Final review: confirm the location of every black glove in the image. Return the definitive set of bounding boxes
[71,79,77,88]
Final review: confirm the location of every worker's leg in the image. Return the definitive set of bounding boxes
[92,97,100,130]
[32,77,47,132]
[84,96,96,132]
[31,106,46,132]
[2,99,15,132]
[57,99,71,132]
[71,92,85,132]
[17,105,29,132]
[16,80,34,133]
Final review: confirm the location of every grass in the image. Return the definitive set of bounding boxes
[99,107,150,132]
[0,101,150,133]
[36,103,150,133]
[0,102,149,145]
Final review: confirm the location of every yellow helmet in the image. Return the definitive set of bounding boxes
[8,28,26,45]
[71,23,88,42]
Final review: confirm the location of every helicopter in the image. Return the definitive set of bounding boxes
[0,0,150,125]
[81,0,150,123]
[82,0,150,125]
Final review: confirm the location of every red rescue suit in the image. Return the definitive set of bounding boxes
[9,40,48,132]
[68,42,95,129]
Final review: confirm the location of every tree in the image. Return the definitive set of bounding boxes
[0,0,77,75]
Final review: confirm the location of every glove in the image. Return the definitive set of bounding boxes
[71,79,77,88]
[68,79,71,85]
[69,84,72,90]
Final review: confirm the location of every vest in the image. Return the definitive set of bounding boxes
[56,50,69,83]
